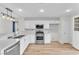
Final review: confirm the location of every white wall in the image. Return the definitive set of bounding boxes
[60,15,73,44]
[0,17,12,35]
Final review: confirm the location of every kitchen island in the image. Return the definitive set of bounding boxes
[0,33,20,55]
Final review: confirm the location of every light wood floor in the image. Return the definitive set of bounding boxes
[23,41,79,55]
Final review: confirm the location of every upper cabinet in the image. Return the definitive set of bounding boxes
[24,19,60,29]
[25,21,50,29]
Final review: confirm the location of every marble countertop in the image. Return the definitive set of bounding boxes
[0,33,20,54]
[0,38,19,54]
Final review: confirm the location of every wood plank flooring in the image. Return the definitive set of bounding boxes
[23,41,79,55]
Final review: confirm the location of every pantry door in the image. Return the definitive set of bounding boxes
[49,24,60,41]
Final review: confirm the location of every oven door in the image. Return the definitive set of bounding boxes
[36,36,44,44]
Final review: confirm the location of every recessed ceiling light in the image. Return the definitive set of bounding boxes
[66,9,72,12]
[40,9,44,13]
[18,9,23,12]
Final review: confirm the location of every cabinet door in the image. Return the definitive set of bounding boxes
[45,34,51,43]
[20,36,31,54]
[20,37,25,54]
[44,24,49,29]
[24,36,30,48]
[20,37,24,47]
[30,34,35,43]
[25,24,35,29]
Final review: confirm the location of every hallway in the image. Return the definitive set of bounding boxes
[23,41,79,55]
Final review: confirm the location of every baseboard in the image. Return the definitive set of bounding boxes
[58,40,64,44]
[58,40,72,44]
[72,44,79,51]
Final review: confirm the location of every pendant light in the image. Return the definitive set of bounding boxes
[6,10,10,20]
[6,8,11,20]
[7,8,15,21]
[1,12,6,19]
[10,10,13,21]
[1,8,15,21]
[2,13,6,19]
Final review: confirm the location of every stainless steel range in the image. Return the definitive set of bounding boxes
[36,24,44,44]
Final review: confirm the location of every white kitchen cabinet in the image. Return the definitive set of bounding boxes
[25,23,35,29]
[30,34,35,43]
[44,24,49,29]
[29,24,35,29]
[20,35,30,55]
[25,21,50,29]
[30,31,51,44]
[44,33,51,43]
[20,37,25,55]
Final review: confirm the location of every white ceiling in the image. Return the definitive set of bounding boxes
[0,3,79,17]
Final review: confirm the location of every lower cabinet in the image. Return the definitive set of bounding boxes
[20,35,30,55]
[30,34,35,43]
[20,34,36,55]
[45,33,51,43]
